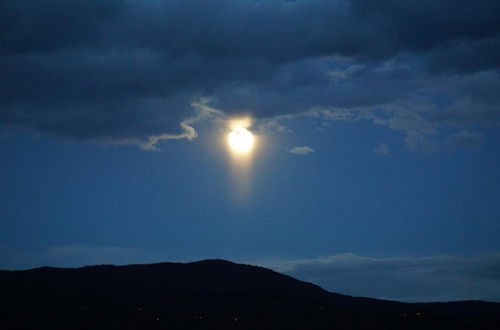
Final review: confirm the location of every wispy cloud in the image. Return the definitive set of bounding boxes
[141,98,224,151]
[290,146,314,155]
[446,130,484,151]
[373,142,390,155]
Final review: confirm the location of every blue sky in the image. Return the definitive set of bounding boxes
[1,0,500,302]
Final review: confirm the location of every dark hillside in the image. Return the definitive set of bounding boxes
[1,260,499,330]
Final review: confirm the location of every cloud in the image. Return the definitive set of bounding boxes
[258,253,500,302]
[290,146,314,155]
[141,99,224,150]
[1,0,499,148]
[373,143,390,155]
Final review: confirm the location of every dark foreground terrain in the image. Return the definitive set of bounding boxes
[1,259,499,329]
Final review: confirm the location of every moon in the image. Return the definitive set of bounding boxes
[228,126,254,153]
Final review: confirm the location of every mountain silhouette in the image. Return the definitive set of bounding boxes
[1,259,499,329]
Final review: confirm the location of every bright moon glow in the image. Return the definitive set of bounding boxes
[228,126,254,153]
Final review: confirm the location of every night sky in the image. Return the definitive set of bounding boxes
[1,0,500,302]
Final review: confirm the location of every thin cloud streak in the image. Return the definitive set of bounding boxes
[258,253,500,302]
[290,146,314,155]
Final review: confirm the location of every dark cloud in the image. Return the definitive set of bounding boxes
[1,0,499,147]
[350,0,500,57]
[0,0,123,54]
[425,37,500,74]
